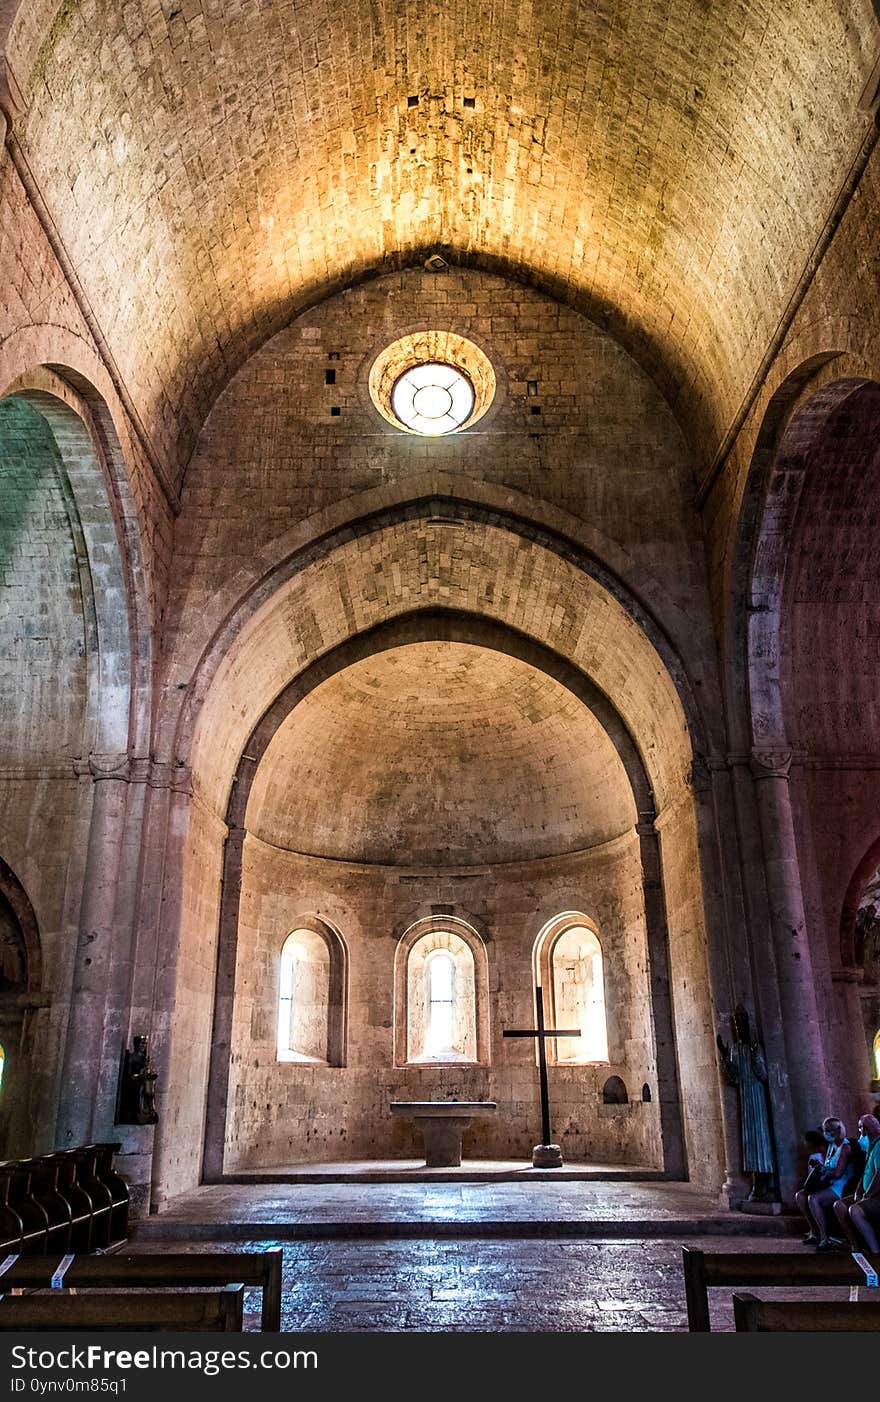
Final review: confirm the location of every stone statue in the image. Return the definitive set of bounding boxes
[116,1035,159,1125]
[717,1004,777,1201]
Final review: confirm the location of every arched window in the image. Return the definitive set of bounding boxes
[406,929,478,1063]
[425,950,456,1057]
[534,915,610,1065]
[0,1042,5,1095]
[276,925,347,1065]
[874,1028,880,1080]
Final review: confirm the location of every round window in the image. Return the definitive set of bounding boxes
[369,333,495,434]
[391,363,475,436]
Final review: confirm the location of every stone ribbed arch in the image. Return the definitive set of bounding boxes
[199,604,688,1181]
[188,513,696,823]
[0,356,153,756]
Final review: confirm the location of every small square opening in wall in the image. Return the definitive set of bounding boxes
[530,405,542,415]
[328,351,340,361]
[408,94,419,107]
[325,368,336,384]
[464,96,476,109]
[330,406,341,417]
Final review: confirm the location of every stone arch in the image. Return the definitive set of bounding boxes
[0,363,151,754]
[0,363,151,1154]
[734,372,878,752]
[274,915,348,1069]
[153,503,725,1199]
[532,911,608,1066]
[731,367,880,1141]
[160,475,715,771]
[393,915,491,1069]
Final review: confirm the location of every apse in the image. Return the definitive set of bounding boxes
[219,640,664,1169]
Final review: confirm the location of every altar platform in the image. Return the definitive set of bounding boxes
[136,1173,797,1242]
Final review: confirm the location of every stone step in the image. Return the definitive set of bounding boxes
[219,1167,668,1185]
[134,1215,796,1242]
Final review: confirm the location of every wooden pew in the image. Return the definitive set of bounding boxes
[682,1246,880,1331]
[733,1292,880,1332]
[0,1286,244,1332]
[0,1249,283,1332]
[0,1145,129,1254]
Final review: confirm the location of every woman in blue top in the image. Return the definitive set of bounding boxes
[833,1114,880,1253]
[795,1116,854,1249]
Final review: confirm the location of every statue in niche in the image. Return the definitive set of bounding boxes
[717,1004,777,1201]
[115,1035,159,1125]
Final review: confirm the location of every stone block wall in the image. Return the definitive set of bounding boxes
[222,833,662,1170]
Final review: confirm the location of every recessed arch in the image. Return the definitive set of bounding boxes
[731,366,880,1138]
[393,915,490,1068]
[0,363,152,757]
[734,372,880,752]
[196,595,692,1184]
[275,916,348,1067]
[533,912,609,1066]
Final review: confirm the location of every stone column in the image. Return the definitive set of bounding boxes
[635,821,686,1179]
[725,755,801,1202]
[56,754,130,1146]
[749,747,831,1133]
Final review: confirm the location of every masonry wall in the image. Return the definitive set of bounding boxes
[223,833,662,1170]
[165,265,712,684]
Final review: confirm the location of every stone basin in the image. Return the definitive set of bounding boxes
[391,1101,498,1167]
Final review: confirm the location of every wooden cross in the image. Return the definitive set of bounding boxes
[503,986,580,1150]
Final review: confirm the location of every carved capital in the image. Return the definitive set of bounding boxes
[749,746,793,781]
[686,752,723,794]
[88,751,131,782]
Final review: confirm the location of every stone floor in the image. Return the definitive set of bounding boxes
[140,1179,792,1239]
[132,1235,854,1333]
[226,1158,664,1184]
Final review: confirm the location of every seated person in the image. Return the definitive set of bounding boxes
[802,1128,826,1190]
[833,1114,880,1254]
[795,1116,855,1249]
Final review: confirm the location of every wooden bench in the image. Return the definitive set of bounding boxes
[0,1144,129,1255]
[682,1246,880,1331]
[0,1249,282,1332]
[733,1292,880,1332]
[0,1286,244,1332]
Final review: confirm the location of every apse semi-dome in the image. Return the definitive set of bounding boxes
[370,332,495,434]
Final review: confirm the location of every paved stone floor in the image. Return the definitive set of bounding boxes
[141,1180,790,1238]
[134,1236,853,1333]
[227,1159,662,1183]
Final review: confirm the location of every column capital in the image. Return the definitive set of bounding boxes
[77,752,131,782]
[749,746,794,780]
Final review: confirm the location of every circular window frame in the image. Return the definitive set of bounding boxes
[368,332,497,435]
[389,362,476,436]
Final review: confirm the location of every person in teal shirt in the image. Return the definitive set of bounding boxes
[833,1114,880,1253]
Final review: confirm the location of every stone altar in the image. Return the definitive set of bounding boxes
[390,1101,498,1167]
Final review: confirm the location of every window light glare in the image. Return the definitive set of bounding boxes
[391,362,475,435]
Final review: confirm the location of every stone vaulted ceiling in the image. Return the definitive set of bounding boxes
[245,641,637,866]
[6,1,879,473]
